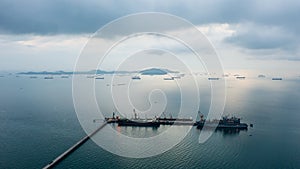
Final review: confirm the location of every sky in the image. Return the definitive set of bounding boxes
[0,0,299,76]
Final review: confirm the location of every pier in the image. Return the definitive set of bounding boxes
[43,122,108,169]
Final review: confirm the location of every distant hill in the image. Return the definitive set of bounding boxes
[18,68,179,75]
[18,70,73,75]
[18,70,113,75]
[139,68,178,75]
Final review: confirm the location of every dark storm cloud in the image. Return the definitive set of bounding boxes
[1,0,300,55]
[0,0,299,35]
[0,0,126,34]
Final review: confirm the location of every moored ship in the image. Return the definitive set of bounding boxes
[106,110,160,127]
[197,116,248,130]
[117,118,160,127]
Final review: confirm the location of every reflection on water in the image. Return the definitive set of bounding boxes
[215,128,248,136]
[112,125,160,138]
[0,75,300,168]
[195,127,249,138]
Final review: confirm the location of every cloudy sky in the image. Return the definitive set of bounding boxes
[0,0,299,76]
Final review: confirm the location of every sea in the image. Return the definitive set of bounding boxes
[0,74,300,169]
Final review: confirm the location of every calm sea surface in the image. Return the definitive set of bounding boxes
[0,75,300,169]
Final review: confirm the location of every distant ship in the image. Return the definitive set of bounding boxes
[172,76,181,79]
[117,83,126,86]
[29,76,38,79]
[163,77,174,80]
[197,116,248,130]
[86,75,95,78]
[208,77,220,80]
[272,77,282,80]
[131,76,141,80]
[236,76,246,80]
[95,76,104,80]
[258,75,266,78]
[44,76,53,79]
[61,76,69,78]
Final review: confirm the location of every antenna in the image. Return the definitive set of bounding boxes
[163,112,166,118]
[133,109,137,119]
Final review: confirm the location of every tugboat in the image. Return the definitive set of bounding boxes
[197,115,248,130]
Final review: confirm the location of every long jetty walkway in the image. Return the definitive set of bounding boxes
[43,121,108,169]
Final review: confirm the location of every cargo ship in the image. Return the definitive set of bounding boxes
[156,117,196,125]
[197,116,248,130]
[105,110,160,127]
[117,118,160,127]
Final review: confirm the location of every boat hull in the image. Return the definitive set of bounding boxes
[197,122,248,130]
[117,119,160,127]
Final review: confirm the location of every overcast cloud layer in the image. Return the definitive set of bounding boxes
[0,0,299,73]
[1,0,299,35]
